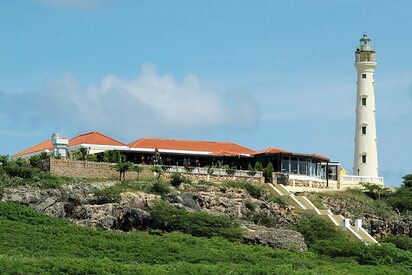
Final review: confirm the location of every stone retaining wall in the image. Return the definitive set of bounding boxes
[45,159,263,183]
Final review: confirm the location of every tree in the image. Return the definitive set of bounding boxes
[247,163,257,176]
[103,150,123,163]
[133,164,144,180]
[73,147,90,161]
[402,174,412,188]
[254,162,263,171]
[116,161,132,181]
[150,165,164,181]
[0,155,9,166]
[263,162,274,182]
[361,182,390,200]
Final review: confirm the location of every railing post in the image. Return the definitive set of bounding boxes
[343,218,350,229]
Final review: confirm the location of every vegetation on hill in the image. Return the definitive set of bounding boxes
[1,202,412,274]
[2,153,412,273]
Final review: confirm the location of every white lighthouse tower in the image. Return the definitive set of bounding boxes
[353,34,379,177]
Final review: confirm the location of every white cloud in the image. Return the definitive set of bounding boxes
[0,64,259,140]
[37,0,107,9]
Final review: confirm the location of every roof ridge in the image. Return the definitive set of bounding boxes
[132,137,245,145]
[71,131,127,146]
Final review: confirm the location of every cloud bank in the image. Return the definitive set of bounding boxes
[0,64,259,140]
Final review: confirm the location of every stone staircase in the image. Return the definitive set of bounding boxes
[267,183,378,245]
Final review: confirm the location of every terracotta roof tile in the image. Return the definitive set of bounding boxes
[128,138,255,156]
[253,148,290,155]
[69,132,126,147]
[12,140,53,158]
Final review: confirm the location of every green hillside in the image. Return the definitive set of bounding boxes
[0,202,411,274]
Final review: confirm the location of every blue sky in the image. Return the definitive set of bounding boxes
[0,0,411,186]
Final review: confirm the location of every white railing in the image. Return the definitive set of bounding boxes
[288,174,325,182]
[342,175,384,184]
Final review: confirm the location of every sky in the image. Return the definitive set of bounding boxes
[0,0,411,186]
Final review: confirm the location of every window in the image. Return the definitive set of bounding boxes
[281,156,290,173]
[362,155,367,163]
[362,74,367,79]
[362,126,367,135]
[290,157,298,174]
[298,158,307,175]
[362,97,367,106]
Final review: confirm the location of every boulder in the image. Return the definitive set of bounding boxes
[119,192,160,210]
[241,221,307,251]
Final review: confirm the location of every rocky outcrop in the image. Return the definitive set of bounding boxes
[1,182,306,250]
[171,184,298,226]
[241,221,307,251]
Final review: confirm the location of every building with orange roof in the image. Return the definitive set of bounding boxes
[125,137,255,168]
[13,131,337,182]
[12,131,128,159]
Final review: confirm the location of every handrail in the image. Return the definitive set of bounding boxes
[342,175,384,183]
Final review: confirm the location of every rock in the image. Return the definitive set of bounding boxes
[241,221,307,251]
[44,202,66,218]
[70,203,152,230]
[119,192,160,210]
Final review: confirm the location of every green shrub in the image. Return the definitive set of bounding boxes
[244,200,256,211]
[224,165,236,176]
[150,165,164,180]
[267,195,288,206]
[0,155,9,165]
[381,235,412,252]
[295,214,348,246]
[254,162,263,171]
[170,172,186,187]
[247,211,277,227]
[223,181,265,199]
[94,188,122,203]
[402,174,412,188]
[384,187,412,212]
[263,162,273,180]
[151,181,171,195]
[150,201,244,241]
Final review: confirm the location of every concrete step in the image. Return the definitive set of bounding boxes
[267,183,285,196]
[274,184,290,195]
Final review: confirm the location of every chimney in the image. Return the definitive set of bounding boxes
[51,133,69,158]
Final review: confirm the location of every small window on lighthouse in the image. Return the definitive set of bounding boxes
[362,126,367,135]
[362,155,367,163]
[362,97,367,106]
[362,74,367,79]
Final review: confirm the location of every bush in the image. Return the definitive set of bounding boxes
[266,195,288,206]
[94,188,122,203]
[384,187,412,212]
[247,211,277,227]
[224,165,236,176]
[263,162,273,180]
[244,200,256,211]
[102,150,123,163]
[223,181,265,199]
[151,181,171,195]
[254,162,263,171]
[381,235,412,252]
[170,172,186,187]
[150,165,164,180]
[150,201,244,241]
[294,214,348,247]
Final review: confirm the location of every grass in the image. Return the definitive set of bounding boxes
[1,202,412,274]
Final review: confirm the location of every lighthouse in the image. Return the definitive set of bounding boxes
[353,34,379,177]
